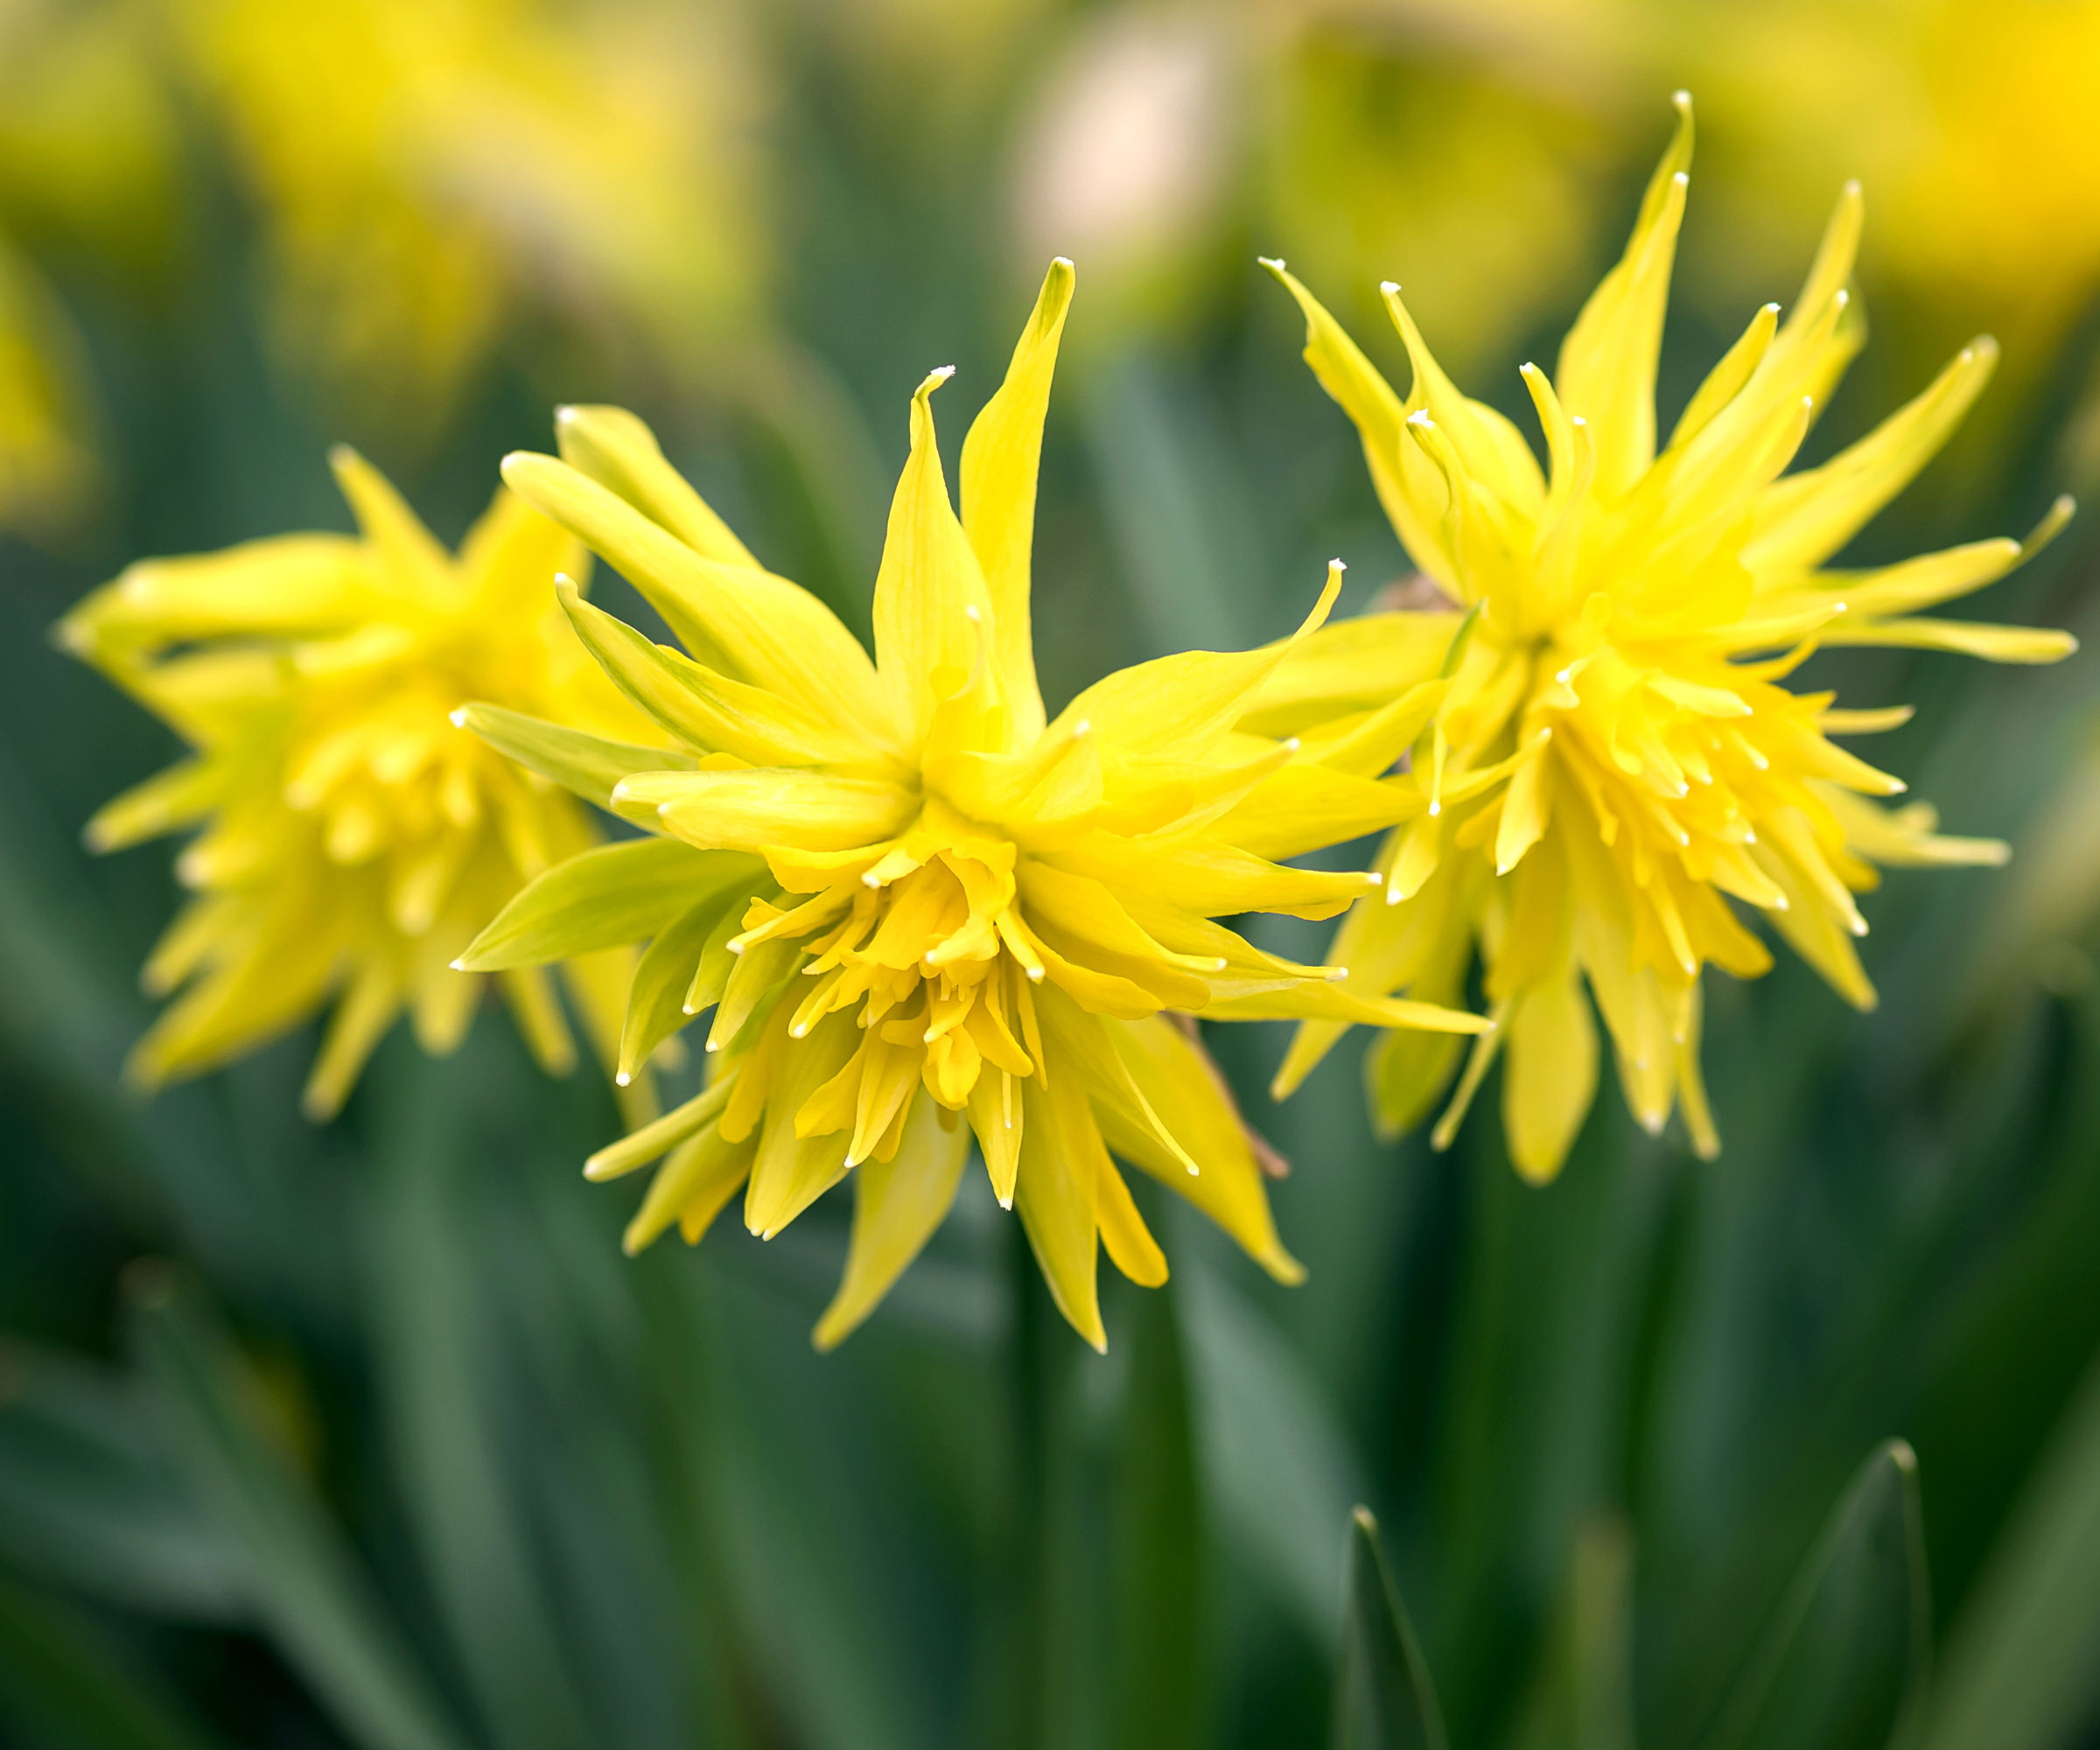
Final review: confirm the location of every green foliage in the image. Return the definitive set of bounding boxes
[3,8,2099,1746]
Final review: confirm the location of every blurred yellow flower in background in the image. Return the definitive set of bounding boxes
[60,455,651,1119]
[1263,96,2076,1181]
[460,263,1487,1349]
[0,237,98,542]
[173,0,766,439]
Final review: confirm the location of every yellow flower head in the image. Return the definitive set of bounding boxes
[1262,94,2077,1181]
[60,453,645,1119]
[466,261,1487,1351]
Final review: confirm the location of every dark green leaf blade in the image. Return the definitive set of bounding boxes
[1332,1506,1448,1750]
[0,1570,229,1750]
[1111,1280,1204,1750]
[0,1339,245,1621]
[1700,1439,1931,1750]
[126,1267,473,1750]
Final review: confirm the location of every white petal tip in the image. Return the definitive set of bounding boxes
[1672,172,1689,188]
[1571,415,1587,427]
[614,1072,631,1087]
[448,959,465,971]
[1073,718,1091,738]
[1284,737,1301,752]
[1257,256,1286,272]
[448,707,468,727]
[705,1040,722,1053]
[1427,801,1441,817]
[1672,88,1690,106]
[1027,967,1045,983]
[1364,872,1383,886]
[1379,280,1400,295]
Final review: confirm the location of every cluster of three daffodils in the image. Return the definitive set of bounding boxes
[66,101,2073,1349]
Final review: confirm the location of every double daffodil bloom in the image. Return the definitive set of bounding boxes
[462,261,1487,1351]
[1258,94,2076,1181]
[61,454,647,1118]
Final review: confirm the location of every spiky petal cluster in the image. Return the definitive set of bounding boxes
[1259,94,2076,1180]
[464,262,1487,1350]
[60,453,648,1117]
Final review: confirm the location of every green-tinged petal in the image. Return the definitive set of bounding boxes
[556,579,876,769]
[812,1095,971,1350]
[624,1124,754,1254]
[958,258,1072,747]
[460,838,758,970]
[619,892,744,1083]
[585,1077,737,1182]
[743,1011,861,1238]
[457,702,696,809]
[500,450,892,734]
[554,404,761,570]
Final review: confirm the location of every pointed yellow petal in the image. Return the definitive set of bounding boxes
[618,768,916,855]
[329,446,451,592]
[554,404,762,570]
[624,1125,753,1253]
[1014,1071,1106,1351]
[872,368,997,745]
[501,451,891,734]
[812,1096,971,1349]
[1103,1016,1303,1285]
[1747,339,1999,573]
[957,258,1073,748]
[1553,92,1692,500]
[1502,970,1599,1184]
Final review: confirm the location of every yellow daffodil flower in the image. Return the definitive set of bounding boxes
[1258,95,2076,1181]
[0,234,98,541]
[60,454,649,1119]
[462,261,1488,1351]
[174,0,763,438]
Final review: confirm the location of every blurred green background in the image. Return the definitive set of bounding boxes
[4,1,2100,1746]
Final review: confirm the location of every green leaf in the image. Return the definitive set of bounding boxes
[1180,1264,1366,1649]
[0,1339,244,1621]
[126,1267,473,1750]
[1111,1279,1205,1750]
[0,1569,228,1750]
[1698,1439,1931,1750]
[1504,1515,1636,1750]
[457,702,696,809]
[620,890,743,1081]
[1923,1348,2100,1750]
[459,836,760,971]
[1332,1506,1448,1750]
[364,1054,600,1750]
[1180,1263,1368,1651]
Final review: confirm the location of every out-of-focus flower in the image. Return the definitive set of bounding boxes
[0,234,98,540]
[1260,96,2076,1180]
[173,0,766,438]
[1012,11,1235,326]
[1662,0,2100,374]
[0,0,181,270]
[60,455,652,1119]
[463,262,1487,1350]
